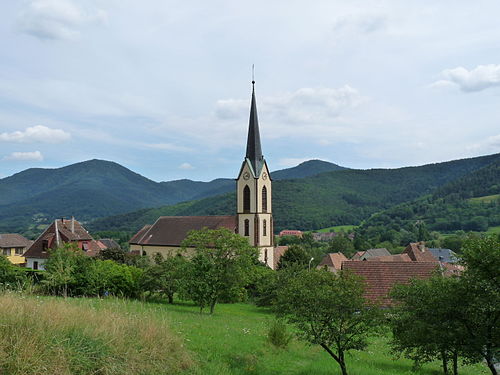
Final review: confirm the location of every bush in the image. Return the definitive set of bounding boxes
[267,319,293,349]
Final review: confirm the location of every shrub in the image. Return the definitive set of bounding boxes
[267,319,293,349]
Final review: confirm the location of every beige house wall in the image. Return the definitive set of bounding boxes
[130,244,194,259]
[1,247,27,265]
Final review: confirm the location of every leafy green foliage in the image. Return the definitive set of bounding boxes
[141,254,187,304]
[267,319,293,349]
[0,255,26,289]
[181,228,259,314]
[275,269,382,375]
[276,245,310,270]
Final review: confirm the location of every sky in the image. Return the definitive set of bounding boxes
[0,0,499,182]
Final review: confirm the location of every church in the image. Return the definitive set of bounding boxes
[129,81,275,268]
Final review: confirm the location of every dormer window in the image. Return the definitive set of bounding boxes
[42,240,48,252]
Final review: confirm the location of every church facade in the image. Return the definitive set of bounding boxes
[130,82,275,268]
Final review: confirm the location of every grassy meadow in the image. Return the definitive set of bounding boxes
[0,293,489,375]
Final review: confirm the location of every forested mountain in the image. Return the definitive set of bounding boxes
[358,160,500,244]
[0,159,343,235]
[88,153,500,234]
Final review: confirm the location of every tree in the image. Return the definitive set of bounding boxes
[0,255,26,288]
[181,228,258,314]
[42,243,80,298]
[276,244,309,270]
[457,236,500,375]
[390,275,472,375]
[328,235,355,257]
[141,254,187,304]
[275,269,381,375]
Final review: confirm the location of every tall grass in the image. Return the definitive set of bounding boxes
[0,293,192,375]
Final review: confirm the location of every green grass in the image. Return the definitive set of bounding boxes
[469,194,500,204]
[61,297,488,375]
[486,225,500,235]
[311,225,358,233]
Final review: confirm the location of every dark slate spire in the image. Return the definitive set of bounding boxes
[245,81,264,176]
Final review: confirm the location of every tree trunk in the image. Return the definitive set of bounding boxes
[452,351,458,375]
[209,298,217,314]
[338,351,348,375]
[485,357,497,375]
[167,292,174,304]
[441,350,449,375]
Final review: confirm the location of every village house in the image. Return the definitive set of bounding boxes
[317,252,348,273]
[279,230,303,238]
[0,233,32,265]
[351,248,391,260]
[23,218,104,270]
[129,81,276,268]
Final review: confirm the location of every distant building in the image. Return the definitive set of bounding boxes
[0,233,32,265]
[351,248,391,260]
[317,252,348,273]
[96,238,121,250]
[312,232,337,241]
[428,248,458,263]
[23,218,103,270]
[279,230,303,238]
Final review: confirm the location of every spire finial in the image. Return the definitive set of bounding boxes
[252,64,255,86]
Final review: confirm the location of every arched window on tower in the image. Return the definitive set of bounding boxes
[262,186,267,212]
[244,219,250,236]
[263,219,267,236]
[243,185,250,212]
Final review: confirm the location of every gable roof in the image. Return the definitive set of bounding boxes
[97,238,121,250]
[24,219,94,259]
[129,216,237,247]
[365,253,412,262]
[318,252,348,271]
[428,248,458,263]
[342,261,439,305]
[403,242,436,262]
[0,234,32,249]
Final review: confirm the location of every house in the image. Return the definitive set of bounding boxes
[23,218,102,270]
[428,248,458,263]
[96,238,121,250]
[351,248,391,260]
[130,216,237,258]
[312,232,337,242]
[0,233,32,265]
[129,81,276,268]
[317,252,348,273]
[402,242,437,262]
[342,261,439,306]
[279,230,303,238]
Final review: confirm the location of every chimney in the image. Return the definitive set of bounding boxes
[71,217,75,234]
[55,220,61,247]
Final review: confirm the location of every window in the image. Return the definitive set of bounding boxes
[42,240,48,252]
[264,249,268,263]
[263,219,267,236]
[2,249,10,256]
[82,242,89,251]
[243,185,250,212]
[33,261,38,270]
[244,219,250,236]
[15,247,23,255]
[262,186,267,212]
[142,250,147,256]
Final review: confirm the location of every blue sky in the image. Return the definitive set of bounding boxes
[1,0,499,181]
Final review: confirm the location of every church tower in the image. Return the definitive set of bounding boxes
[237,80,274,268]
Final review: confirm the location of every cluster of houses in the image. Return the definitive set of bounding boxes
[316,243,461,305]
[0,218,119,270]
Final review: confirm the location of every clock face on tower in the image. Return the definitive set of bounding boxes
[243,171,250,180]
[262,172,268,180]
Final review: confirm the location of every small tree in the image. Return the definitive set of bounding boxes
[181,228,258,314]
[141,254,187,304]
[276,244,309,270]
[328,235,355,258]
[275,269,381,375]
[43,243,80,297]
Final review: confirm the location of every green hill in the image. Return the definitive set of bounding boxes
[0,159,343,235]
[88,153,500,234]
[358,159,500,242]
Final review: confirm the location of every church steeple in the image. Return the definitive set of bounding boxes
[245,81,264,177]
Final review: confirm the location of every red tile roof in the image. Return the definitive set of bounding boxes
[342,261,439,305]
[403,242,436,262]
[24,219,95,259]
[129,216,237,247]
[366,254,411,262]
[317,252,348,271]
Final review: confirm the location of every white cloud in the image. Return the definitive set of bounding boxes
[178,162,194,170]
[433,64,500,92]
[3,151,44,161]
[17,0,107,40]
[467,134,500,153]
[0,125,71,143]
